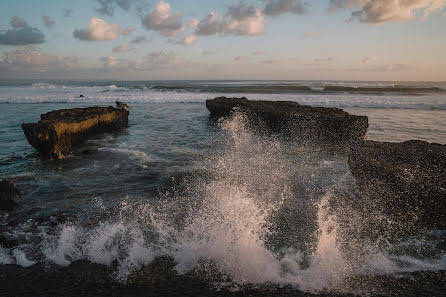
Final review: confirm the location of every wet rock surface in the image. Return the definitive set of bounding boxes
[0,180,20,211]
[206,97,368,146]
[0,258,444,297]
[349,140,446,230]
[21,106,129,159]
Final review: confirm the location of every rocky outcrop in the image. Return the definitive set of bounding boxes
[0,180,20,211]
[349,140,446,230]
[22,106,129,159]
[206,97,368,146]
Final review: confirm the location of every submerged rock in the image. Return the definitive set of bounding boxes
[206,97,368,146]
[0,180,21,211]
[349,140,446,230]
[22,106,129,159]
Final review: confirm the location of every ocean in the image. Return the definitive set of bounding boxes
[0,80,445,295]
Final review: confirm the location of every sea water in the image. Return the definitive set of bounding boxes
[0,80,445,294]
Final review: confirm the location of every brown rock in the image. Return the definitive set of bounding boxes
[22,106,129,159]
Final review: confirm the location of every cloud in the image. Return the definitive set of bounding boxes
[202,50,217,56]
[121,26,135,35]
[101,56,120,68]
[252,50,265,55]
[130,35,149,43]
[327,0,359,12]
[370,63,410,72]
[73,18,120,41]
[313,57,335,63]
[263,0,308,16]
[43,16,55,28]
[141,0,186,37]
[259,59,279,64]
[129,50,195,71]
[0,16,45,45]
[194,3,265,37]
[234,55,250,61]
[362,56,376,64]
[180,34,198,45]
[94,0,138,16]
[0,46,77,74]
[62,9,74,17]
[112,44,133,53]
[329,0,446,24]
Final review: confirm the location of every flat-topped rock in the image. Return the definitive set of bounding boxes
[349,140,446,230]
[22,106,129,159]
[206,97,368,146]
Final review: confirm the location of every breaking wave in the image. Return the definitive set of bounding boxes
[34,113,446,293]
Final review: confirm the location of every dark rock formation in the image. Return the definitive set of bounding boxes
[206,97,368,146]
[22,106,129,159]
[0,257,445,297]
[0,180,21,211]
[349,140,446,230]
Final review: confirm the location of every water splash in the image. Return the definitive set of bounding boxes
[41,112,446,292]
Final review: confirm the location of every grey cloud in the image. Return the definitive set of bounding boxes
[0,46,77,74]
[62,9,74,17]
[194,3,264,37]
[263,0,308,16]
[141,1,185,37]
[194,13,228,36]
[327,0,358,12]
[73,18,120,41]
[94,0,137,16]
[227,3,258,20]
[43,16,55,28]
[130,35,149,43]
[0,17,45,45]
[328,0,446,24]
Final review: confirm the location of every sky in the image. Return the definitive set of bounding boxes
[0,0,445,81]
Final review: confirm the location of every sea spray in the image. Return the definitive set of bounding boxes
[41,112,446,292]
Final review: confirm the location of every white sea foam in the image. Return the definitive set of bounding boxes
[1,83,446,110]
[40,113,446,293]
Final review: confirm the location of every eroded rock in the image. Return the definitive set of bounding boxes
[22,106,129,159]
[206,97,368,146]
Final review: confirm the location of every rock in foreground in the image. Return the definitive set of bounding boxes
[349,140,446,230]
[0,180,20,211]
[206,97,368,146]
[22,106,129,159]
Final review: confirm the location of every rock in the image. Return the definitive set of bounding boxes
[0,180,21,211]
[81,148,98,155]
[206,97,368,146]
[22,106,129,159]
[79,95,85,98]
[349,140,446,230]
[116,101,131,109]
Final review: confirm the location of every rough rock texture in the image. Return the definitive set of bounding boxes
[22,106,129,159]
[0,258,445,297]
[206,97,368,146]
[0,180,20,211]
[349,140,446,230]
